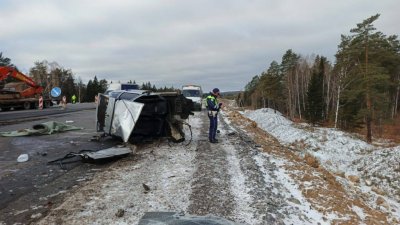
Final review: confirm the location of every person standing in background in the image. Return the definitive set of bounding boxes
[206,88,222,143]
[71,94,77,104]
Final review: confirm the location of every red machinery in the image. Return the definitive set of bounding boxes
[0,66,44,97]
[0,66,50,110]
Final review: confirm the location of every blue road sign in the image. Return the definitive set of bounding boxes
[51,87,61,98]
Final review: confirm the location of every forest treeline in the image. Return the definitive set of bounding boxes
[237,14,400,142]
[0,56,177,105]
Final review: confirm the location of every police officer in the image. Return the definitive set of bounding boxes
[206,88,222,143]
[71,94,77,104]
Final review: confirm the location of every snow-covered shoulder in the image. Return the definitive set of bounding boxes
[242,107,400,222]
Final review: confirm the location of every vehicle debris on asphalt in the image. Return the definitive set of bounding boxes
[47,146,133,168]
[0,121,83,137]
[17,154,29,162]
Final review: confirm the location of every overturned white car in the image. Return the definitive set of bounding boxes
[96,90,194,143]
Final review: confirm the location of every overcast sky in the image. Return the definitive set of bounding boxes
[0,0,398,92]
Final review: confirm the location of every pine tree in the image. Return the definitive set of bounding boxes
[334,14,398,142]
[85,79,94,102]
[307,57,326,125]
[99,79,108,93]
[0,52,12,67]
[243,75,260,107]
[257,61,284,111]
[268,61,284,111]
[61,72,76,102]
[280,49,300,118]
[92,76,99,95]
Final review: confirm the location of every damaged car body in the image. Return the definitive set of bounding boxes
[96,90,194,143]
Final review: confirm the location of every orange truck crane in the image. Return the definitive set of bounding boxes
[0,66,52,111]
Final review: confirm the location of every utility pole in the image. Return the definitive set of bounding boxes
[78,84,81,103]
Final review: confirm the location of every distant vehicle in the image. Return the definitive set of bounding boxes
[182,85,202,111]
[104,83,140,96]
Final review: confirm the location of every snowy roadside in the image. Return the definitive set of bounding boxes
[220,114,327,224]
[221,108,389,224]
[37,115,202,225]
[35,104,399,225]
[243,108,372,173]
[37,108,329,225]
[241,107,400,223]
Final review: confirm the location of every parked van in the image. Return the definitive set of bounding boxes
[182,85,202,111]
[105,83,140,95]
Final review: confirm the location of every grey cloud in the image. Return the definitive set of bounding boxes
[0,0,398,92]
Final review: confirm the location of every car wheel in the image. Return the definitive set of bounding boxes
[23,102,31,110]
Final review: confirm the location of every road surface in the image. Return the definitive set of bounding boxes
[0,104,118,224]
[0,103,96,125]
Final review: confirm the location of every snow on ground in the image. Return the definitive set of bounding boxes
[37,115,203,225]
[259,156,327,225]
[35,106,400,224]
[243,108,372,174]
[242,108,400,221]
[224,143,257,225]
[221,110,336,224]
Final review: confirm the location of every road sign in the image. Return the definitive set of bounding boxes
[51,87,61,98]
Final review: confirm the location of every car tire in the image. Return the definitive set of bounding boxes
[23,102,31,110]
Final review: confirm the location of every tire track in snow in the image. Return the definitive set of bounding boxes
[187,112,236,219]
[220,116,286,225]
[188,111,300,224]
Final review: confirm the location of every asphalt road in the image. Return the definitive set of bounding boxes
[0,104,121,224]
[0,103,97,125]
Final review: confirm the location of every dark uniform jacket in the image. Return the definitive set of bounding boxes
[206,93,220,111]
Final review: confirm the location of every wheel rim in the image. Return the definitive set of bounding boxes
[24,102,30,110]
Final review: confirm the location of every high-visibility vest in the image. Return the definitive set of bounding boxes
[206,94,218,110]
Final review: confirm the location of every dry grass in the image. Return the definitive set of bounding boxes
[304,153,320,168]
